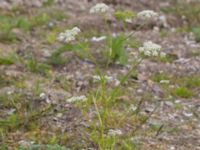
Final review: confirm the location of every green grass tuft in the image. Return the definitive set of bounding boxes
[25,56,50,75]
[106,34,128,65]
[0,56,15,65]
[173,87,193,98]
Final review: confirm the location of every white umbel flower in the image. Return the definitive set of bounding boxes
[66,95,87,103]
[137,10,158,20]
[93,75,120,86]
[107,129,122,136]
[130,104,137,112]
[125,18,133,23]
[90,3,109,14]
[93,75,113,83]
[139,41,163,57]
[58,27,81,43]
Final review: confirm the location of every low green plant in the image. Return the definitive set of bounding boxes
[161,0,200,28]
[25,55,50,75]
[46,30,58,44]
[15,17,31,31]
[0,30,17,43]
[192,27,200,42]
[0,12,29,30]
[185,76,200,88]
[0,114,18,129]
[19,144,68,150]
[0,55,15,65]
[49,42,88,66]
[106,34,129,65]
[29,13,50,28]
[52,5,166,149]
[151,73,170,82]
[173,87,193,98]
[0,73,14,88]
[29,11,66,29]
[0,10,66,39]
[43,0,55,7]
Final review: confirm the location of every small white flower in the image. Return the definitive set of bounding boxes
[130,104,137,112]
[93,75,101,82]
[18,140,34,147]
[139,41,162,57]
[66,95,87,103]
[39,92,51,103]
[57,27,81,43]
[152,50,159,56]
[91,36,107,42]
[125,18,132,23]
[144,50,151,56]
[143,41,161,52]
[7,91,13,95]
[107,129,122,136]
[71,27,81,34]
[131,136,141,144]
[90,3,109,14]
[115,79,120,86]
[137,10,158,20]
[170,146,175,150]
[138,47,145,53]
[93,75,120,86]
[93,75,113,82]
[105,76,114,82]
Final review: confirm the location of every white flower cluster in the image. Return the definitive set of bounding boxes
[93,75,120,86]
[66,95,87,103]
[139,41,165,57]
[107,129,122,136]
[93,75,113,82]
[90,3,109,14]
[18,140,34,147]
[125,18,133,23]
[57,27,81,43]
[130,104,137,112]
[137,10,158,20]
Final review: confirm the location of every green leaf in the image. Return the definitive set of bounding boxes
[108,34,128,64]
